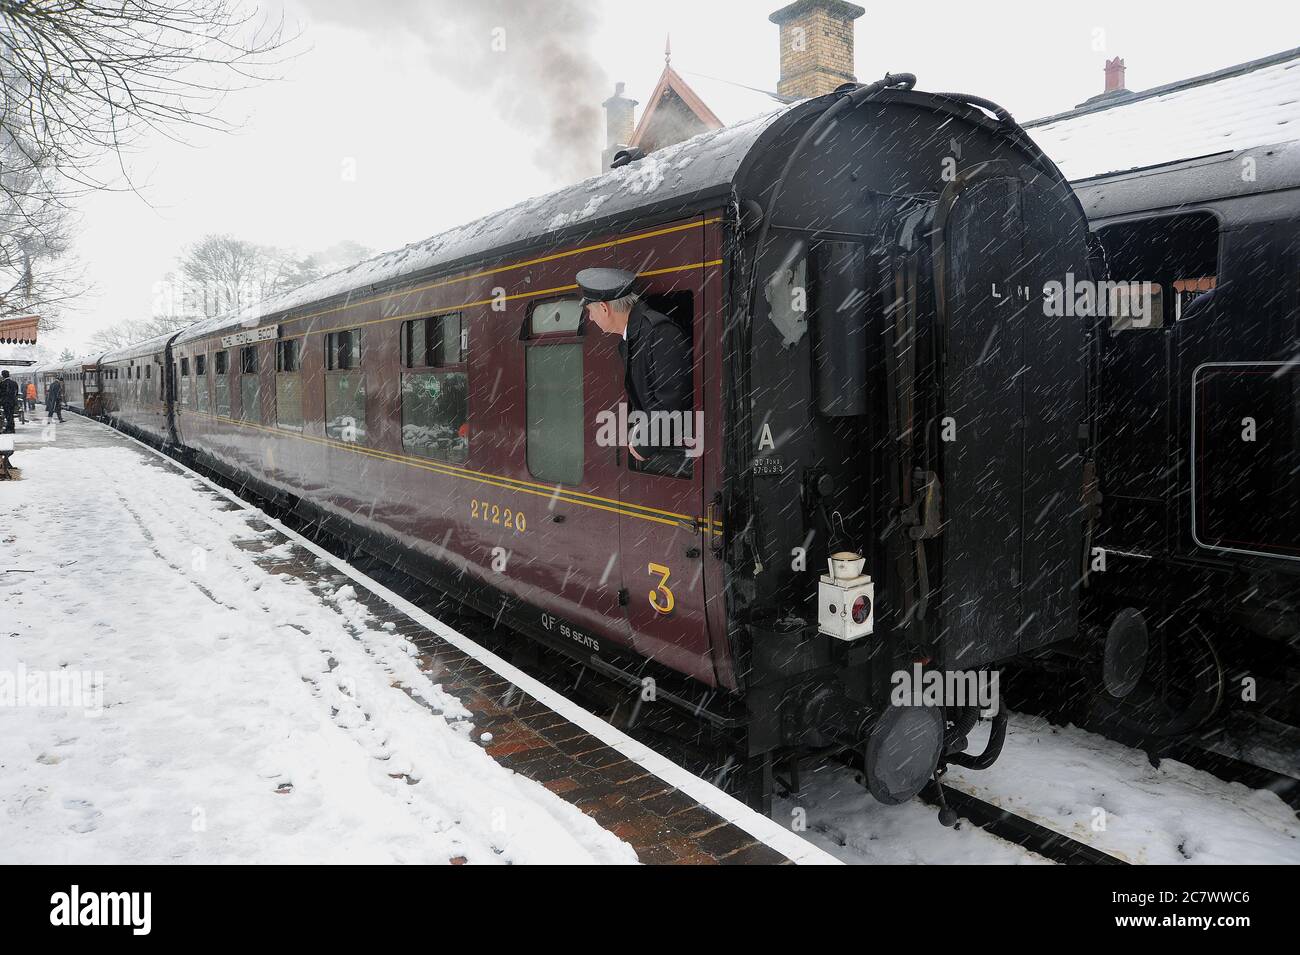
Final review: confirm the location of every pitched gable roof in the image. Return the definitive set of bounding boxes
[629,64,786,153]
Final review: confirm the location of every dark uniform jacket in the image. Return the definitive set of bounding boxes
[618,302,691,418]
[46,380,63,412]
[617,302,693,469]
[0,377,17,408]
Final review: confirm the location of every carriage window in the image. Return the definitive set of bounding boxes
[402,372,469,462]
[1097,212,1219,333]
[324,329,365,443]
[325,330,355,370]
[524,297,585,483]
[145,364,151,380]
[403,312,465,368]
[194,353,209,412]
[276,339,302,430]
[530,298,583,336]
[239,346,259,423]
[214,350,231,416]
[764,243,809,346]
[276,339,299,373]
[180,357,190,376]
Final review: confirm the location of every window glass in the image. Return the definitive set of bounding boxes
[326,330,355,370]
[276,339,299,373]
[529,298,583,336]
[180,357,190,376]
[194,353,209,412]
[404,318,428,369]
[238,346,258,422]
[402,372,468,462]
[526,343,583,484]
[241,374,259,423]
[276,373,302,430]
[213,351,230,415]
[1108,282,1164,332]
[324,370,365,443]
[441,313,463,365]
[765,250,809,346]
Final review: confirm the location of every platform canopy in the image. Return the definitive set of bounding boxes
[0,315,40,345]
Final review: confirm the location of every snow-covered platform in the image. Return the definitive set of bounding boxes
[0,415,833,865]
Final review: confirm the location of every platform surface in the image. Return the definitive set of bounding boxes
[0,415,826,864]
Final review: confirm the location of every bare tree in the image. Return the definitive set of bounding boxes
[0,1,296,321]
[176,235,323,318]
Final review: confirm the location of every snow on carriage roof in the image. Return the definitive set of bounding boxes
[174,106,792,345]
[1025,47,1300,182]
[100,331,180,364]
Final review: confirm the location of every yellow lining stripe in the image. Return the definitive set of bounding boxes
[177,408,723,535]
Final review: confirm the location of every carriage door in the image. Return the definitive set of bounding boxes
[617,267,713,686]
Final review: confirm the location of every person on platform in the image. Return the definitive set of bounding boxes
[25,380,36,412]
[576,267,693,474]
[0,371,17,434]
[46,377,65,423]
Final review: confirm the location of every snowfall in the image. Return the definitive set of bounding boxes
[2,417,1298,865]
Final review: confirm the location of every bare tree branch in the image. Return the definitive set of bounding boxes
[0,1,299,321]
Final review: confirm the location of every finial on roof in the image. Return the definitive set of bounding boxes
[665,34,671,66]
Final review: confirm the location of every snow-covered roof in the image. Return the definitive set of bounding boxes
[174,106,792,345]
[1026,48,1300,182]
[101,331,180,364]
[678,70,787,126]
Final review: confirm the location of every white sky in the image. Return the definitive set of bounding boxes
[46,0,1300,354]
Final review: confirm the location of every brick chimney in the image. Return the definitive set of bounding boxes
[770,0,865,99]
[602,82,638,170]
[1104,57,1127,93]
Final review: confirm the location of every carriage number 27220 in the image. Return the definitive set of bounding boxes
[470,499,527,532]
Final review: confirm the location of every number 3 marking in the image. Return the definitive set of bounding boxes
[648,562,675,615]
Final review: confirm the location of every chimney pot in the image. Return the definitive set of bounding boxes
[602,81,638,170]
[1104,56,1126,93]
[769,0,866,99]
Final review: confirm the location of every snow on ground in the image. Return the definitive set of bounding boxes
[784,712,1300,865]
[775,763,1047,865]
[945,714,1300,865]
[0,425,635,864]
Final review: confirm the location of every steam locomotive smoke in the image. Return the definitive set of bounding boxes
[305,0,608,182]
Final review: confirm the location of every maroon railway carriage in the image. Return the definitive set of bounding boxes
[28,355,103,414]
[99,333,175,443]
[103,76,1093,809]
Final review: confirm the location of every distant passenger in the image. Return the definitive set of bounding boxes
[46,378,65,423]
[576,267,693,474]
[0,371,17,434]
[24,380,36,411]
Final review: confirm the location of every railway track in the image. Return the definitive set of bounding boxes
[924,786,1127,865]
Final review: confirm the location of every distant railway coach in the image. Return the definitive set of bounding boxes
[36,76,1097,810]
[1052,141,1300,745]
